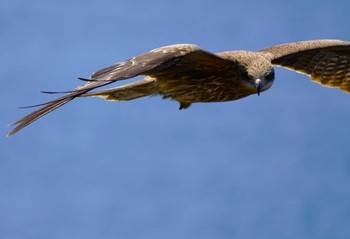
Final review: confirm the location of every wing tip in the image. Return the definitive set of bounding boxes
[6,124,20,137]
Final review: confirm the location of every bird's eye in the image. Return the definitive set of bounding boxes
[265,71,275,81]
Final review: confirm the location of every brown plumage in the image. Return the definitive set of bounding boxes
[7,39,350,136]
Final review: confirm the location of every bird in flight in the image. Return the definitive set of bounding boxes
[7,39,350,136]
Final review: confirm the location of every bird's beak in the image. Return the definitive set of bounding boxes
[255,79,262,96]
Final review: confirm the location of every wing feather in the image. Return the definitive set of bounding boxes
[7,44,207,136]
[259,40,350,92]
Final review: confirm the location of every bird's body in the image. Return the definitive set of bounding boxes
[8,40,350,136]
[83,49,274,108]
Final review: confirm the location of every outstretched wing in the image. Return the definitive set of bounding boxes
[259,39,350,92]
[85,45,239,101]
[8,44,231,136]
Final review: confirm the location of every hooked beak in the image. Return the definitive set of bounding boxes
[255,79,263,96]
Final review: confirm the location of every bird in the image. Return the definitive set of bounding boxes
[7,39,350,136]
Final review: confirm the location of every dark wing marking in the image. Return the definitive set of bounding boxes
[259,39,350,92]
[7,44,207,136]
[148,48,237,78]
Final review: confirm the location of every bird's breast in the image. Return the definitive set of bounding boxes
[156,73,256,103]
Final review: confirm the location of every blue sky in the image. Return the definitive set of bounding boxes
[1,0,350,238]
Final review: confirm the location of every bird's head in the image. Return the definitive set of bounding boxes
[245,60,275,95]
[252,69,275,95]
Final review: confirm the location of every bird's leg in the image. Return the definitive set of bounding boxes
[179,102,191,110]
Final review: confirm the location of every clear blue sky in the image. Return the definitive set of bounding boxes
[1,0,350,238]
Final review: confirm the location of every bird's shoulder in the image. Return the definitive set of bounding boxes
[217,50,271,65]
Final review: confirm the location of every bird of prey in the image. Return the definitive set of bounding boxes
[7,39,350,136]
